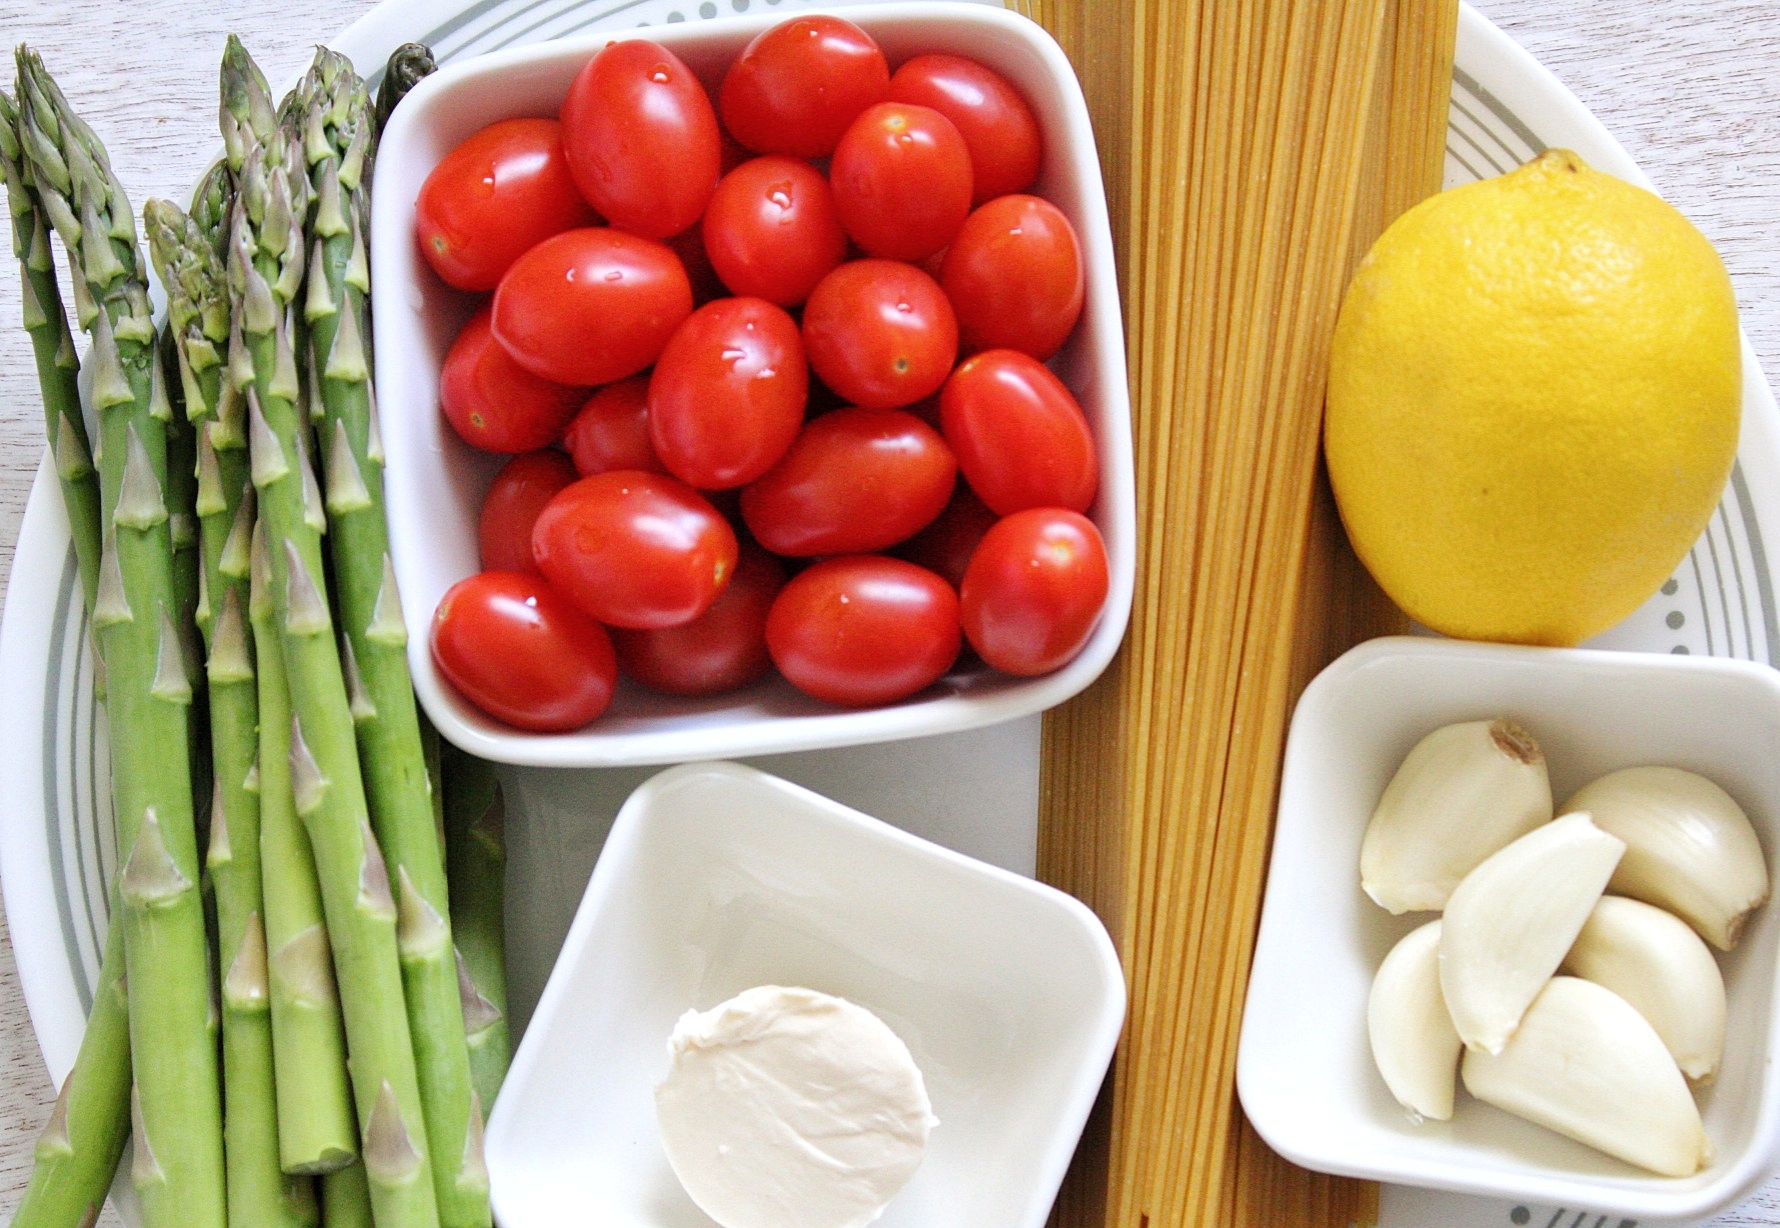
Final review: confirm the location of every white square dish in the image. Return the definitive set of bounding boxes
[369,3,1134,768]
[483,760,1124,1228]
[1237,635,1780,1221]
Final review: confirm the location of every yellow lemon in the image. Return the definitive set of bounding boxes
[1325,149,1741,647]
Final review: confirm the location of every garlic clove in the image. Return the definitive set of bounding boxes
[1368,920,1461,1122]
[1461,976,1710,1177]
[1562,894,1726,1084]
[1564,765,1769,951]
[1439,811,1624,1054]
[1360,719,1553,914]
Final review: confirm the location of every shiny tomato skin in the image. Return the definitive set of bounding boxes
[941,195,1085,360]
[961,508,1109,676]
[741,407,956,557]
[892,482,1000,589]
[563,376,665,477]
[940,349,1098,515]
[415,118,601,292]
[431,570,617,732]
[830,102,973,262]
[440,306,585,454]
[649,297,808,490]
[492,228,692,387]
[702,156,847,307]
[558,39,721,239]
[531,471,739,629]
[801,260,957,410]
[887,55,1043,205]
[766,555,961,707]
[718,16,890,159]
[478,450,580,572]
[612,542,786,696]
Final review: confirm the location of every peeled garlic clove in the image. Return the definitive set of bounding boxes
[1439,811,1623,1054]
[1360,719,1553,914]
[1368,920,1461,1122]
[1565,765,1768,950]
[1562,895,1725,1084]
[1461,976,1710,1177]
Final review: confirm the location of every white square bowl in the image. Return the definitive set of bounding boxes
[369,3,1134,768]
[1237,635,1780,1221]
[484,760,1125,1228]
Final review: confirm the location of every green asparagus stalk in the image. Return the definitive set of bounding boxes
[15,47,225,1228]
[223,37,441,1228]
[299,47,488,1228]
[323,1161,378,1228]
[372,42,436,138]
[441,745,510,1110]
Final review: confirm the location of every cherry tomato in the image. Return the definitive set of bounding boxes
[479,450,580,572]
[766,556,961,707]
[563,376,665,477]
[887,54,1043,205]
[558,39,720,239]
[431,570,617,732]
[940,195,1084,360]
[718,16,889,158]
[649,297,808,490]
[801,260,957,410]
[940,349,1098,515]
[741,407,956,557]
[612,542,786,696]
[492,228,692,387]
[893,483,999,588]
[415,118,601,292]
[531,470,738,629]
[830,103,972,262]
[440,306,585,454]
[961,508,1108,676]
[702,156,847,307]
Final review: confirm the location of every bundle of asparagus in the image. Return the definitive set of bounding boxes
[1,38,512,1228]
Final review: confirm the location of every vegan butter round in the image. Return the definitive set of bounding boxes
[654,985,937,1228]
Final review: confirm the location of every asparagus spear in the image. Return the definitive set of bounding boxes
[323,1161,378,1228]
[441,744,510,1110]
[372,42,436,137]
[222,38,441,1228]
[299,47,488,1228]
[15,47,225,1228]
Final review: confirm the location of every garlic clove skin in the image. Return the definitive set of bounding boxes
[1461,976,1710,1178]
[1565,765,1769,951]
[1360,719,1553,914]
[1439,811,1624,1054]
[1562,895,1726,1084]
[1368,920,1461,1122]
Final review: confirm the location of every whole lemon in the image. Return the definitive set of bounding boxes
[1325,149,1741,646]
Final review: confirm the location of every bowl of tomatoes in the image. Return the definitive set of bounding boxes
[371,1,1134,767]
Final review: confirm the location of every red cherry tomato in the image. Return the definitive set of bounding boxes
[718,16,889,158]
[431,570,617,732]
[649,297,808,490]
[961,508,1108,676]
[766,556,961,707]
[702,156,847,307]
[479,450,580,572]
[492,228,692,387]
[829,102,973,262]
[531,471,738,629]
[558,39,720,239]
[415,118,600,292]
[563,377,664,477]
[440,306,584,454]
[801,260,957,410]
[893,483,999,589]
[887,55,1043,205]
[612,542,786,696]
[940,195,1084,360]
[940,349,1098,515]
[741,407,956,557]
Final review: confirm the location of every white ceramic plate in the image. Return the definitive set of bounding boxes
[0,2,1775,1226]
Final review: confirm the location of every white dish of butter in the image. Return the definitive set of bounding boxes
[656,986,938,1228]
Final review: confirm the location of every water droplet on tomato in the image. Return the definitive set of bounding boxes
[650,65,671,83]
[605,270,623,282]
[768,188,792,211]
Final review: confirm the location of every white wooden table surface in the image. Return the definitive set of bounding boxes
[0,0,1776,1223]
